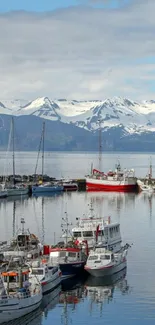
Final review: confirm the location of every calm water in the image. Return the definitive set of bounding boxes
[1,151,155,325]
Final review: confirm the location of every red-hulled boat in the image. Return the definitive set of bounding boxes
[86,162,137,192]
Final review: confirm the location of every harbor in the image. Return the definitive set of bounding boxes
[0,151,155,324]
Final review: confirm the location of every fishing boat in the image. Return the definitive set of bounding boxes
[49,246,87,279]
[86,162,137,192]
[84,246,128,277]
[72,201,122,252]
[0,268,42,323]
[137,179,154,193]
[47,213,88,279]
[3,117,29,197]
[29,259,61,294]
[0,217,43,260]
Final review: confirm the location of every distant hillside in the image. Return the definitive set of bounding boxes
[1,95,155,151]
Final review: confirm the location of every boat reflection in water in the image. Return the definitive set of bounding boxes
[84,268,130,307]
[59,276,86,325]
[41,285,61,319]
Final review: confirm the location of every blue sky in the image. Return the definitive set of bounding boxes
[0,0,131,12]
[0,0,154,100]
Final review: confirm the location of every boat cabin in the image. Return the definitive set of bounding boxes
[72,217,121,251]
[30,260,59,279]
[49,247,82,265]
[87,248,114,266]
[1,268,30,292]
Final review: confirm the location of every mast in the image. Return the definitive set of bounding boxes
[41,197,45,245]
[34,121,45,181]
[12,117,15,185]
[149,156,152,179]
[12,200,16,238]
[42,121,45,181]
[98,119,102,171]
[61,210,72,246]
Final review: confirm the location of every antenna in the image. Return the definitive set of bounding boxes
[98,119,102,171]
[20,217,25,234]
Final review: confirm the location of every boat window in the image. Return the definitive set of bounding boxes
[83,231,93,237]
[31,268,44,275]
[68,252,77,258]
[100,254,111,260]
[59,251,67,258]
[73,232,82,238]
[88,255,98,260]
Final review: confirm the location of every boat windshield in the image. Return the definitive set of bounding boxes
[88,255,98,260]
[100,254,111,260]
[83,231,93,237]
[31,268,44,275]
[73,232,82,238]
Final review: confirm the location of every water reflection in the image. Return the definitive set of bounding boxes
[84,269,130,313]
[60,277,86,325]
[41,285,61,319]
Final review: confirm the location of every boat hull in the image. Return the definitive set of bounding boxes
[86,178,137,192]
[0,191,8,198]
[41,272,61,294]
[0,293,42,324]
[7,188,29,196]
[60,261,86,279]
[85,260,127,277]
[63,185,78,192]
[32,185,64,194]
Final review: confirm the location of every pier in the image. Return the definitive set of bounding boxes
[0,174,87,193]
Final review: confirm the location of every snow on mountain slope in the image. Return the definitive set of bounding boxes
[55,99,97,116]
[0,101,12,115]
[55,97,153,134]
[2,99,28,110]
[16,97,59,121]
[2,96,155,135]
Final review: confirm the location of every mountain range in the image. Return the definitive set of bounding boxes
[1,96,155,151]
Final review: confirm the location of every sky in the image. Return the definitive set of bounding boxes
[0,0,155,100]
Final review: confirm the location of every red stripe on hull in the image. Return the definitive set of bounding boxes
[86,183,137,192]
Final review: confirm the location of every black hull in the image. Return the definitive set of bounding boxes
[60,261,86,279]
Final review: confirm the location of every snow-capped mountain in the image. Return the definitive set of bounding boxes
[16,97,60,121]
[2,96,155,136]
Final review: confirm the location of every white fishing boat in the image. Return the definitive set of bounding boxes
[137,180,154,193]
[0,268,42,324]
[29,260,61,294]
[0,218,43,260]
[84,246,128,277]
[72,212,122,252]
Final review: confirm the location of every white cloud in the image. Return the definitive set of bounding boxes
[0,1,155,100]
